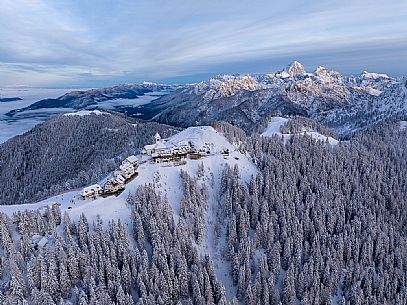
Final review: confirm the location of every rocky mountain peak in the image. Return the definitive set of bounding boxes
[276,60,306,78]
[287,60,306,77]
[198,74,258,101]
[361,71,390,80]
[314,66,343,83]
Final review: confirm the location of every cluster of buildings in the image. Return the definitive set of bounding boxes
[80,155,139,199]
[143,133,211,163]
[80,132,216,200]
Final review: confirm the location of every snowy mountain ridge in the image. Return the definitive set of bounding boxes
[141,61,407,136]
[193,75,258,102]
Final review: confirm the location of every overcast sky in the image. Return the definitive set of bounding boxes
[0,0,406,87]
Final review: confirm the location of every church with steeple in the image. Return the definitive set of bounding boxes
[143,132,168,155]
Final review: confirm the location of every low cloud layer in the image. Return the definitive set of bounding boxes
[1,0,406,86]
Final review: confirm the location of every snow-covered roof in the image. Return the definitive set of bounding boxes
[125,155,138,164]
[120,163,133,171]
[115,174,126,184]
[144,142,168,151]
[144,144,156,150]
[81,184,101,194]
[155,142,167,149]
[105,173,125,186]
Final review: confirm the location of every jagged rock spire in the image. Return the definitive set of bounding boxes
[286,61,306,77]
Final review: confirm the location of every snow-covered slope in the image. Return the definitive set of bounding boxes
[140,61,407,136]
[260,117,289,136]
[303,131,339,145]
[261,116,339,145]
[64,110,104,116]
[0,125,257,226]
[166,126,234,153]
[0,125,257,297]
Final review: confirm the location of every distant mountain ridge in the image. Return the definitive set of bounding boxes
[5,82,175,117]
[5,62,407,136]
[0,97,22,102]
[137,61,407,136]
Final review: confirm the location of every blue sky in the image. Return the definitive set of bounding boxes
[0,0,406,87]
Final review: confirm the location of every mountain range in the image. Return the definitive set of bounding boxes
[5,61,406,137]
[0,62,406,304]
[139,61,407,136]
[5,83,175,117]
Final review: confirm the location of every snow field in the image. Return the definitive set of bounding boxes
[261,116,339,145]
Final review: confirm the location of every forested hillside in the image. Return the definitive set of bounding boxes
[220,122,407,304]
[0,112,178,205]
[0,120,406,304]
[1,0,406,303]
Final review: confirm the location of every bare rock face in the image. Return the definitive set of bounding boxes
[193,75,258,101]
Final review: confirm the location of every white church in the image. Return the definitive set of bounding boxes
[143,133,168,155]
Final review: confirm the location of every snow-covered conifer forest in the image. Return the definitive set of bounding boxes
[0,64,407,304]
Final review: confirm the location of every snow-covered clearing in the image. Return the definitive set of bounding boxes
[304,131,339,145]
[261,116,339,145]
[64,110,104,116]
[364,86,382,96]
[260,116,289,136]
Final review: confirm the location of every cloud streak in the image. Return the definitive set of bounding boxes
[0,0,406,86]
